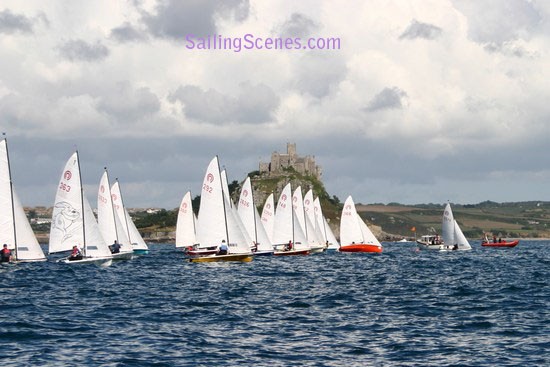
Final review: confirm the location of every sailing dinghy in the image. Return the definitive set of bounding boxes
[339,196,383,253]
[416,203,471,251]
[111,179,149,254]
[49,152,112,267]
[237,177,274,256]
[97,169,133,260]
[191,156,253,263]
[0,137,46,263]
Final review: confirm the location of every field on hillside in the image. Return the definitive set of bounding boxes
[356,201,550,239]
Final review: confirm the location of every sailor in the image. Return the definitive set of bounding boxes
[1,244,12,263]
[110,240,121,254]
[285,240,293,251]
[69,245,83,261]
[218,240,228,255]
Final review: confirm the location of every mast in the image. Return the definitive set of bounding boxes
[115,178,132,243]
[76,150,86,256]
[4,134,17,259]
[291,185,295,244]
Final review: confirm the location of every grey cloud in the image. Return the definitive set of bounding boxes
[399,19,442,40]
[452,0,541,44]
[58,39,110,62]
[276,13,319,38]
[142,0,249,40]
[97,82,161,122]
[294,52,347,98]
[483,41,535,58]
[110,22,148,43]
[169,82,279,124]
[0,9,47,34]
[365,87,408,112]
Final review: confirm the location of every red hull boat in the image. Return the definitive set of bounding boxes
[339,244,383,253]
[481,240,519,248]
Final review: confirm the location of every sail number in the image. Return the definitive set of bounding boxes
[202,184,213,194]
[59,183,71,192]
[239,199,249,207]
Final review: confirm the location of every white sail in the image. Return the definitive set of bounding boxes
[253,207,273,252]
[220,170,234,208]
[97,170,132,253]
[358,213,381,246]
[0,139,45,261]
[176,191,196,248]
[237,177,256,241]
[273,183,293,245]
[196,157,226,248]
[323,215,340,249]
[111,180,148,251]
[453,220,471,250]
[82,197,112,258]
[221,170,253,247]
[224,194,250,254]
[441,203,455,246]
[340,196,362,246]
[273,183,308,248]
[49,152,111,259]
[340,195,380,248]
[237,177,272,252]
[260,193,275,243]
[292,186,306,233]
[303,190,316,230]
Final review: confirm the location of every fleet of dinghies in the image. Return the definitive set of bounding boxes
[2,145,482,266]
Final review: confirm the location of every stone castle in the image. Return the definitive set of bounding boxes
[259,143,321,179]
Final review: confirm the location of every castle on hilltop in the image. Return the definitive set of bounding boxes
[259,143,321,179]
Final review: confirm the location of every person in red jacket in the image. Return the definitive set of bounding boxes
[1,244,13,263]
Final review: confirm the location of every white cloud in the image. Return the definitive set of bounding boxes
[0,0,549,207]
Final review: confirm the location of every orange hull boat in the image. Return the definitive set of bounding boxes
[481,240,519,248]
[339,244,383,253]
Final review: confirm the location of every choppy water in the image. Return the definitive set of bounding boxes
[1,241,548,366]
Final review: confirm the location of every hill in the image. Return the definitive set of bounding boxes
[356,201,550,240]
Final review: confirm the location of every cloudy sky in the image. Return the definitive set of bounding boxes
[1,0,549,209]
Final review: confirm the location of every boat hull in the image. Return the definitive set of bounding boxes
[59,257,113,267]
[482,240,519,248]
[339,244,382,253]
[189,254,253,263]
[273,249,310,256]
[253,250,274,256]
[309,245,326,254]
[112,251,134,260]
[416,240,444,251]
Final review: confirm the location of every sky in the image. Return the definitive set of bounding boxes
[1,0,549,209]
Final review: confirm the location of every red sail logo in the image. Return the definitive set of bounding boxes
[64,171,72,180]
[206,173,214,183]
[242,190,248,197]
[100,185,105,193]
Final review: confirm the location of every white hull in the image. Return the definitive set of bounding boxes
[111,251,133,261]
[309,244,326,253]
[59,257,113,267]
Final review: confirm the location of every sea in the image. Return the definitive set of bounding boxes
[1,241,548,367]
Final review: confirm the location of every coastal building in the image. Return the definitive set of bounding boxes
[259,143,321,179]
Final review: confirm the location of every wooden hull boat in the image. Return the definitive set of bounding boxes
[482,240,519,248]
[339,243,382,253]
